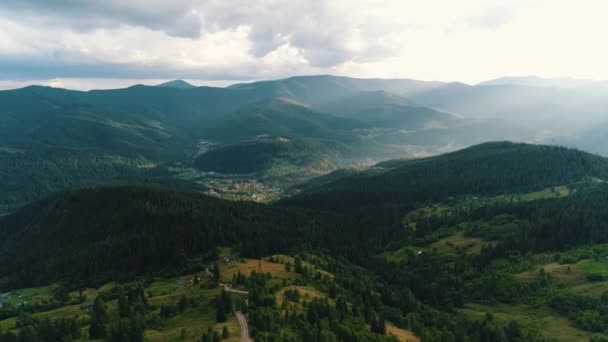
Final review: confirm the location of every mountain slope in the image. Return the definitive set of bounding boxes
[155,79,196,89]
[0,85,372,214]
[194,137,341,174]
[316,90,456,129]
[203,97,368,142]
[285,142,608,211]
[228,75,447,106]
[0,185,363,289]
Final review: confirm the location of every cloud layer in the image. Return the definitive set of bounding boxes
[0,0,607,88]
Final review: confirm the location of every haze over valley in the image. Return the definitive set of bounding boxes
[2,1,608,341]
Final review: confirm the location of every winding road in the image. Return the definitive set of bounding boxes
[205,267,252,341]
[235,310,252,342]
[220,283,249,295]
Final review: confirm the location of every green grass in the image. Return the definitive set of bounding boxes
[0,303,86,331]
[5,284,56,306]
[462,303,604,341]
[0,147,23,154]
[383,246,427,263]
[578,260,608,277]
[401,185,573,234]
[0,276,246,341]
[145,277,247,341]
[430,232,485,255]
[149,279,179,297]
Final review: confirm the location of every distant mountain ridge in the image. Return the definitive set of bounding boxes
[285,141,608,211]
[1,74,608,215]
[155,79,196,89]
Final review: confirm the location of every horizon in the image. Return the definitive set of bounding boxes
[2,1,608,90]
[2,73,608,92]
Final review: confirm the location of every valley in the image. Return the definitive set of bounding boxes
[2,77,608,341]
[4,0,608,340]
[3,76,608,217]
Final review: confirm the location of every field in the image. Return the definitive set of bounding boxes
[219,258,294,283]
[462,303,601,341]
[430,232,484,255]
[0,274,246,341]
[3,284,56,306]
[383,246,428,263]
[386,323,420,342]
[0,302,86,331]
[515,261,588,286]
[579,260,608,278]
[272,254,334,279]
[276,285,325,308]
[515,259,608,297]
[519,185,571,201]
[0,252,420,341]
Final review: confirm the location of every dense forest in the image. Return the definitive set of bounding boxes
[3,142,608,341]
[0,184,393,290]
[286,142,608,212]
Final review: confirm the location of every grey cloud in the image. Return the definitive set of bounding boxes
[199,0,397,67]
[0,0,204,38]
[0,0,400,79]
[0,56,259,81]
[466,6,513,30]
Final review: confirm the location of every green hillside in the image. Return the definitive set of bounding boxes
[285,142,608,212]
[155,80,196,89]
[194,137,341,174]
[1,81,469,216]
[316,90,456,129]
[3,144,608,340]
[0,185,364,289]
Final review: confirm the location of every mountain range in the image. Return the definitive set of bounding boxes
[1,75,607,215]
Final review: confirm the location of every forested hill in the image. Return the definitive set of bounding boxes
[284,142,608,211]
[0,185,374,290]
[0,80,459,215]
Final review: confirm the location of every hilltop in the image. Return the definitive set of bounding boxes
[155,80,196,89]
[285,142,608,212]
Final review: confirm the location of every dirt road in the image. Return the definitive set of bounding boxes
[235,310,252,342]
[220,283,249,295]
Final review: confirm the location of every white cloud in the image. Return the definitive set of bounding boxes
[0,0,608,88]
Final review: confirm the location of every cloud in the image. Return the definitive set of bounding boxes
[0,0,401,70]
[0,0,204,38]
[0,56,251,80]
[466,6,514,30]
[1,0,608,88]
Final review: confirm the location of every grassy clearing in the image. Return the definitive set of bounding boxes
[386,323,420,342]
[220,258,294,283]
[462,303,600,341]
[144,277,245,341]
[0,303,85,331]
[0,146,24,154]
[519,186,572,201]
[579,260,608,278]
[515,261,588,286]
[572,281,608,298]
[402,205,452,224]
[5,284,56,306]
[148,278,221,307]
[149,279,180,297]
[430,232,484,255]
[0,276,244,341]
[144,307,239,342]
[383,246,427,264]
[273,254,334,279]
[69,282,117,300]
[401,185,573,230]
[276,285,325,308]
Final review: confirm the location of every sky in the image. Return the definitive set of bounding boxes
[0,0,607,90]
